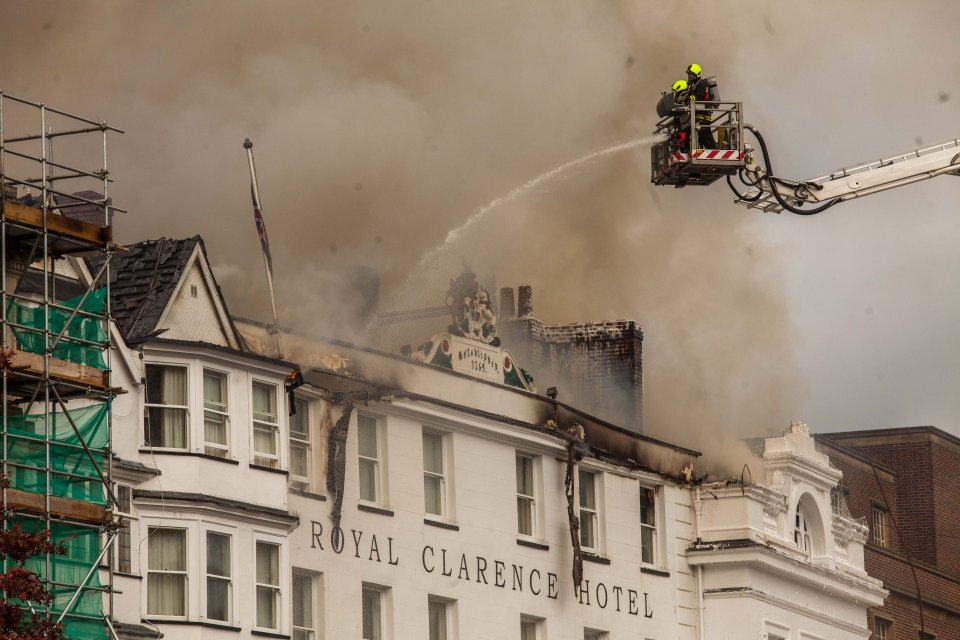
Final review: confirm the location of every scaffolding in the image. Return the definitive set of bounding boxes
[1,92,124,640]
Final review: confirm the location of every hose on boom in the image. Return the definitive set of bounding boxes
[728,125,841,215]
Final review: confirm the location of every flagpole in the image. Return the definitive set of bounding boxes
[243,138,285,360]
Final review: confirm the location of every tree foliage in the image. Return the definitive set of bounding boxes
[0,475,67,640]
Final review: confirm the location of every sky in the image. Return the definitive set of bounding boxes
[1,1,959,458]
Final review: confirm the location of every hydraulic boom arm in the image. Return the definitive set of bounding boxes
[733,128,960,214]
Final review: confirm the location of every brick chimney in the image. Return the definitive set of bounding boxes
[518,285,534,318]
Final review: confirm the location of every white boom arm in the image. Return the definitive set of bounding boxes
[738,138,960,213]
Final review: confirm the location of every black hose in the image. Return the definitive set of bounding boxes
[726,174,763,202]
[743,124,841,215]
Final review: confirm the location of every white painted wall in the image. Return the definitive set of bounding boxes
[287,399,693,640]
[158,252,236,348]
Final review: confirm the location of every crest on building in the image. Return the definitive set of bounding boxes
[411,271,535,392]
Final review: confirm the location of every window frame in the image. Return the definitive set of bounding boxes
[871,505,890,549]
[639,484,659,566]
[357,414,387,506]
[795,503,812,556]
[254,537,284,631]
[422,429,451,520]
[427,595,454,640]
[516,453,541,540]
[203,529,234,624]
[520,614,544,640]
[872,615,893,640]
[292,569,321,640]
[583,629,608,640]
[143,362,190,450]
[252,379,281,469]
[113,484,134,574]
[362,583,390,640]
[289,395,312,487]
[577,468,602,553]
[146,526,189,619]
[202,368,230,459]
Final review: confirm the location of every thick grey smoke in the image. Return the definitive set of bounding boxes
[11,1,956,470]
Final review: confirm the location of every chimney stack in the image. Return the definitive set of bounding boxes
[499,287,516,319]
[518,285,534,318]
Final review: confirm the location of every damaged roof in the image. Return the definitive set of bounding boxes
[89,236,241,346]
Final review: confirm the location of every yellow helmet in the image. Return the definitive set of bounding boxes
[672,79,688,94]
[686,63,702,79]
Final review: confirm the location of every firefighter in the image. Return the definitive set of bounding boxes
[685,63,719,149]
[670,80,692,151]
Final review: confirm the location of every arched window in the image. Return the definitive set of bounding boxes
[794,505,811,554]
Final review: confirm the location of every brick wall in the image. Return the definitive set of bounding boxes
[819,430,960,640]
[497,288,643,432]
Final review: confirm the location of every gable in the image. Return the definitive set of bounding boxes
[158,258,236,348]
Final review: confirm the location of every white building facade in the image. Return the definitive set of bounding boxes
[92,238,884,640]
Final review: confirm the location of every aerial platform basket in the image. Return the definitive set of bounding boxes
[651,100,745,187]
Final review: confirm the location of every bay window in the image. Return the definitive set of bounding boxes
[203,369,229,458]
[147,527,187,617]
[206,532,232,622]
[144,364,188,449]
[252,381,280,468]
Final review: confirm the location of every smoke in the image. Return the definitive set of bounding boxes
[0,1,812,472]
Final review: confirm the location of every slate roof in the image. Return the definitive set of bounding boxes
[53,190,113,226]
[87,236,205,343]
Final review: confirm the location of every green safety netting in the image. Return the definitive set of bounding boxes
[6,287,108,369]
[3,404,109,505]
[8,517,108,640]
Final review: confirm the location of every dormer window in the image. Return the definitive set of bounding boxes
[144,364,189,449]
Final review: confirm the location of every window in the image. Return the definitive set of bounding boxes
[205,532,232,622]
[795,504,811,555]
[640,486,657,565]
[516,454,538,537]
[584,630,608,640]
[289,397,311,485]
[292,570,319,640]
[362,585,384,640]
[423,431,447,517]
[578,469,599,551]
[520,615,543,640]
[255,541,281,629]
[144,364,188,449]
[872,506,890,548]
[252,382,280,468]
[203,369,229,458]
[873,617,892,640]
[114,485,133,574]
[147,527,187,617]
[918,632,936,640]
[428,597,452,640]
[358,415,382,503]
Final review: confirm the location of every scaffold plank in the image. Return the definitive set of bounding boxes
[9,349,108,389]
[1,199,112,245]
[4,487,111,524]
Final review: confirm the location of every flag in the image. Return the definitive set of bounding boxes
[250,183,273,276]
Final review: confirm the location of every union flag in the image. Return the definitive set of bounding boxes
[250,184,273,276]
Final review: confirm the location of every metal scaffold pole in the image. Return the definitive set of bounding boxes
[0,92,122,640]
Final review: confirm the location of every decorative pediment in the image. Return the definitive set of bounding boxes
[410,271,536,392]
